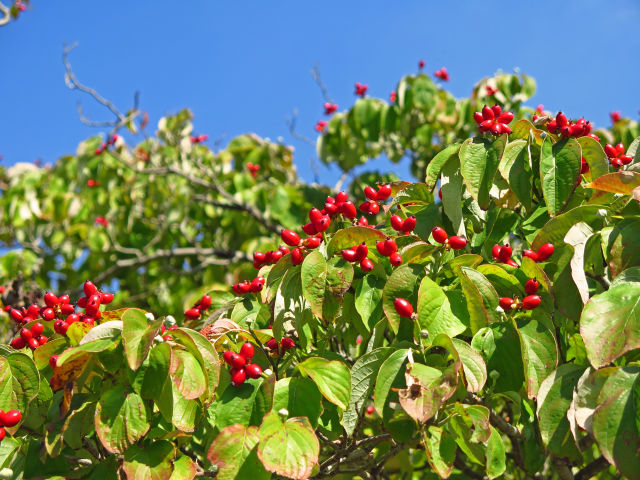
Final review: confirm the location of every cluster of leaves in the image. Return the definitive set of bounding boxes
[2,67,640,479]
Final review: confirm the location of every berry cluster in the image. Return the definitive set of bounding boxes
[190,134,209,144]
[354,82,368,97]
[341,243,373,272]
[184,294,213,321]
[390,214,416,234]
[223,342,262,387]
[431,227,468,250]
[473,105,514,136]
[434,67,450,81]
[376,238,402,266]
[360,184,391,216]
[492,243,518,268]
[94,134,119,155]
[232,277,265,295]
[546,112,595,139]
[324,103,338,115]
[604,143,633,168]
[499,278,541,312]
[246,162,260,178]
[265,336,295,355]
[523,243,554,263]
[0,409,22,442]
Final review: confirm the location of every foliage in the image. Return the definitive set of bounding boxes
[1,67,640,479]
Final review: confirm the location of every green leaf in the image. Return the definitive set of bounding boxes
[516,318,558,399]
[326,226,386,257]
[95,386,150,454]
[423,426,456,478]
[257,412,320,480]
[499,139,532,212]
[298,357,351,411]
[592,366,640,477]
[452,339,487,393]
[417,276,466,341]
[539,136,581,216]
[207,425,270,480]
[342,347,392,436]
[471,324,524,393]
[122,441,174,480]
[486,426,506,478]
[580,282,640,368]
[373,348,409,416]
[536,364,584,458]
[122,308,162,370]
[425,143,460,190]
[586,171,640,195]
[460,135,507,209]
[382,264,423,333]
[272,377,323,427]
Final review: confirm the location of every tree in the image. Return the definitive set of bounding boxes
[1,54,640,479]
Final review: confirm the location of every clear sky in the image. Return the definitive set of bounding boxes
[1,0,639,185]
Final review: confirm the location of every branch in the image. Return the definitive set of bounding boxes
[575,457,609,480]
[311,64,334,104]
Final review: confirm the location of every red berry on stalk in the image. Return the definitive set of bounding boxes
[245,364,263,379]
[522,295,541,310]
[360,258,374,272]
[537,243,554,261]
[281,337,296,350]
[31,322,44,337]
[230,368,246,386]
[364,186,378,201]
[499,297,514,311]
[240,342,255,360]
[432,227,448,244]
[448,236,468,250]
[342,249,358,262]
[281,229,301,247]
[394,298,414,318]
[185,308,201,320]
[525,279,539,295]
[377,184,392,201]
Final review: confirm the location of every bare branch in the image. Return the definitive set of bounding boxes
[311,64,334,104]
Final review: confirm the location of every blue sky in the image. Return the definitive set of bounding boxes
[1,1,639,185]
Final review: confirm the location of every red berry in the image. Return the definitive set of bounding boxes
[339,201,357,219]
[185,308,201,320]
[448,236,468,250]
[230,368,246,386]
[522,295,541,310]
[360,258,374,272]
[30,322,44,337]
[390,214,404,231]
[537,243,554,261]
[394,298,414,318]
[42,308,55,321]
[497,244,513,262]
[240,342,255,360]
[1,410,22,427]
[432,227,448,244]
[525,279,539,295]
[250,277,265,293]
[281,337,296,350]
[377,184,392,201]
[291,248,304,265]
[364,186,378,201]
[49,355,59,369]
[229,353,246,369]
[342,249,358,262]
[83,280,98,296]
[281,229,301,247]
[401,216,417,233]
[245,364,263,379]
[499,297,514,311]
[389,252,403,266]
[44,292,58,307]
[9,337,25,349]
